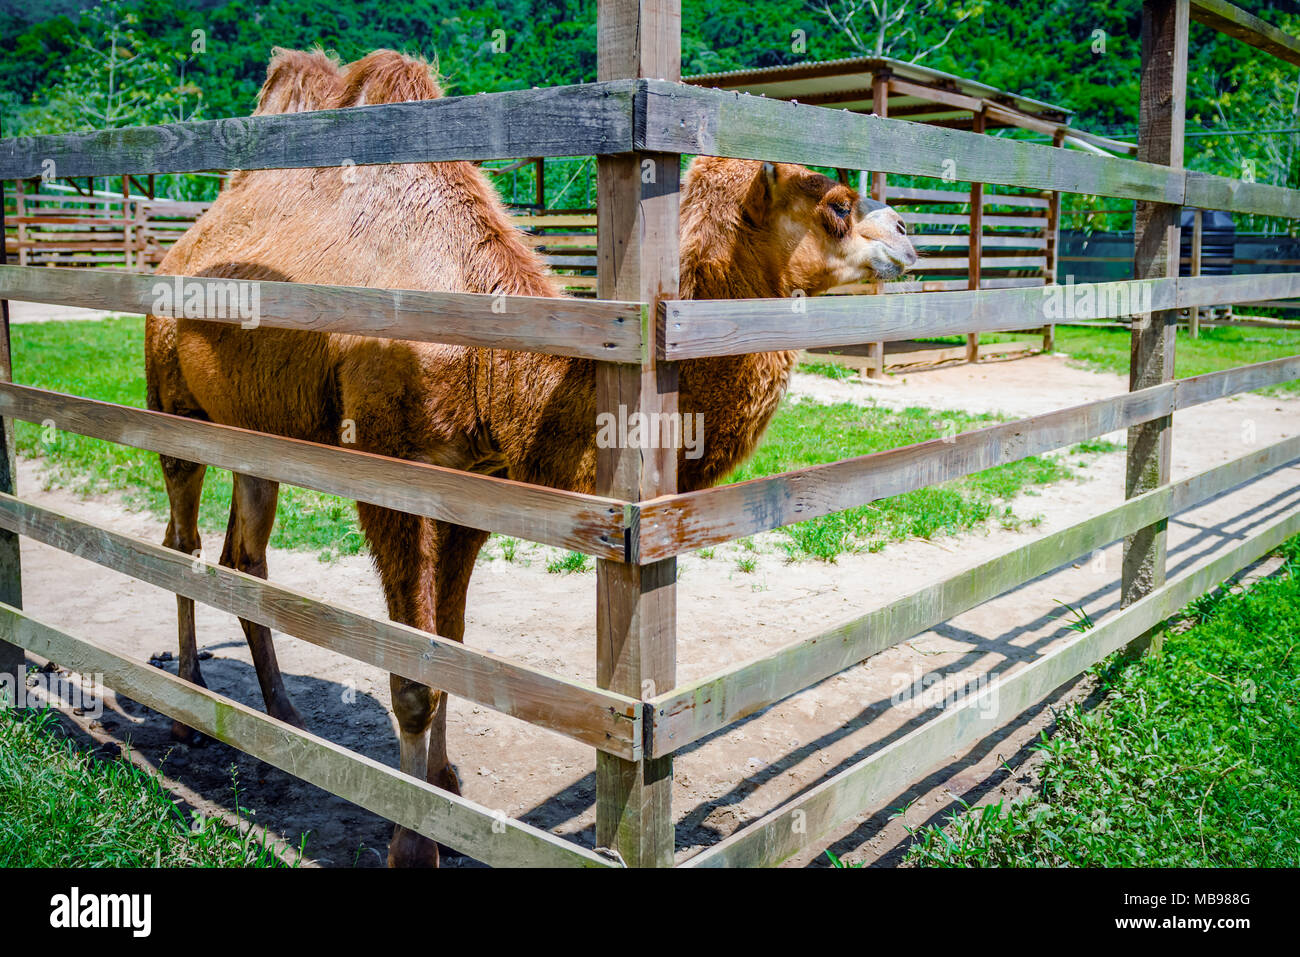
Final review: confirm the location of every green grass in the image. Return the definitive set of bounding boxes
[900,535,1300,867]
[15,316,366,560]
[545,550,591,574]
[798,360,859,381]
[1052,324,1300,395]
[0,704,295,867]
[725,397,1068,560]
[13,317,1093,564]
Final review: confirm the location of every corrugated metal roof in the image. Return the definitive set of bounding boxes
[685,55,1073,119]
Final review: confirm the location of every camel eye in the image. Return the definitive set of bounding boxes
[831,203,852,219]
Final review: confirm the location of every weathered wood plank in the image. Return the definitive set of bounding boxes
[682,501,1300,867]
[0,382,627,559]
[1123,0,1187,657]
[660,278,1177,359]
[633,355,1300,560]
[639,79,1185,204]
[593,0,681,869]
[0,172,20,693]
[0,82,637,180]
[1183,170,1300,219]
[0,492,641,757]
[0,265,642,362]
[1190,0,1300,67]
[0,603,615,867]
[660,273,1292,359]
[1176,271,1300,306]
[647,433,1300,756]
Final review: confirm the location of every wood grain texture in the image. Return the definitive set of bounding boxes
[594,0,681,869]
[1190,0,1300,66]
[1124,0,1187,650]
[0,81,637,179]
[659,278,1178,359]
[0,171,21,690]
[632,355,1300,561]
[0,492,641,757]
[0,265,642,362]
[647,433,1300,756]
[0,382,627,559]
[0,602,616,867]
[638,79,1300,216]
[639,79,1185,204]
[682,501,1300,867]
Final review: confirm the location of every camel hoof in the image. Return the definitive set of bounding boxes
[270,700,307,731]
[432,762,462,795]
[388,826,439,868]
[170,720,206,746]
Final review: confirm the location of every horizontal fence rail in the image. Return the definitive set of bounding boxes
[632,355,1300,561]
[660,274,1300,360]
[0,603,615,867]
[647,433,1300,757]
[0,492,642,758]
[639,80,1300,218]
[0,382,628,559]
[683,500,1300,867]
[1191,0,1300,66]
[0,266,644,363]
[0,81,637,180]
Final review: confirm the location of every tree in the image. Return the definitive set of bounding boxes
[806,0,982,63]
[26,0,201,134]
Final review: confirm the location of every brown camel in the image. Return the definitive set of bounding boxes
[146,47,915,867]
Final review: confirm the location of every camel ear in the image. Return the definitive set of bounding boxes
[743,162,780,226]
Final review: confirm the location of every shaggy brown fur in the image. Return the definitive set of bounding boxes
[146,48,915,867]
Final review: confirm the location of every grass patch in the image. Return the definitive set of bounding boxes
[901,535,1300,867]
[1052,324,1300,396]
[725,397,1071,560]
[14,316,365,559]
[798,360,858,381]
[0,705,294,867]
[545,550,591,574]
[14,317,1094,564]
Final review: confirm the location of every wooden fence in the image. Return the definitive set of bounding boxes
[0,0,1297,867]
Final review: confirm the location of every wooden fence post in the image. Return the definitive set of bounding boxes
[594,0,680,868]
[1189,207,1203,337]
[1123,0,1188,655]
[0,133,24,696]
[965,109,985,364]
[1042,129,1066,352]
[866,70,890,380]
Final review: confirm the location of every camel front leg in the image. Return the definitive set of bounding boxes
[221,473,303,728]
[425,521,489,795]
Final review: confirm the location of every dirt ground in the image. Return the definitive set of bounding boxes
[13,352,1300,867]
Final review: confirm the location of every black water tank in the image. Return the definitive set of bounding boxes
[1180,208,1235,276]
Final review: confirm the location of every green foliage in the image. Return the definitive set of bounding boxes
[0,706,296,866]
[726,397,1072,560]
[904,540,1300,866]
[1053,323,1300,395]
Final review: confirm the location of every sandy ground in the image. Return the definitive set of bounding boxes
[12,352,1300,867]
[6,301,128,324]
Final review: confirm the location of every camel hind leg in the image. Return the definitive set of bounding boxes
[160,453,208,743]
[219,473,304,729]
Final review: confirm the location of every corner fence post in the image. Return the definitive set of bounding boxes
[0,153,24,696]
[593,0,681,867]
[1124,0,1188,654]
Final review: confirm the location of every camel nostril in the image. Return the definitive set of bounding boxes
[896,221,907,236]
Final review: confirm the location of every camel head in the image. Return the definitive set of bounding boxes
[681,157,917,299]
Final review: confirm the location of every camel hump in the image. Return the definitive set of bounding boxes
[336,50,442,107]
[254,47,344,115]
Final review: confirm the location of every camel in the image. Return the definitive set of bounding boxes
[145,47,916,867]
